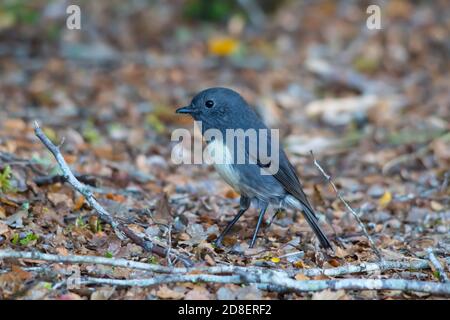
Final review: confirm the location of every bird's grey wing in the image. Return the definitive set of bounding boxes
[243,130,319,220]
[272,151,319,220]
[240,111,329,246]
[239,108,319,220]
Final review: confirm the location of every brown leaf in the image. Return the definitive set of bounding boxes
[224,189,239,199]
[0,221,9,235]
[73,196,85,210]
[56,292,83,300]
[312,289,347,300]
[294,273,310,281]
[155,285,185,299]
[333,246,349,259]
[154,192,173,224]
[48,192,73,207]
[11,265,32,281]
[328,259,341,267]
[205,254,216,266]
[91,287,115,300]
[106,193,126,203]
[0,205,6,219]
[185,286,212,300]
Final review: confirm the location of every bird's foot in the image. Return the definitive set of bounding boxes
[249,237,257,248]
[213,237,224,248]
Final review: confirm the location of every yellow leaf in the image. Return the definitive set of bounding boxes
[378,191,392,207]
[293,260,305,268]
[270,257,280,263]
[208,37,239,56]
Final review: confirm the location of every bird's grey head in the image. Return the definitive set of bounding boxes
[176,87,248,131]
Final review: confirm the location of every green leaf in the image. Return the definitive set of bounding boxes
[147,255,158,264]
[19,232,38,246]
[75,216,85,227]
[82,119,101,144]
[433,270,441,280]
[11,233,19,245]
[0,165,14,193]
[42,282,53,290]
[146,114,166,134]
[21,202,29,211]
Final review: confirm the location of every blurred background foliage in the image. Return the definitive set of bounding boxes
[0,0,448,157]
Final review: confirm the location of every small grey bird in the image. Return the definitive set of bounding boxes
[176,87,332,249]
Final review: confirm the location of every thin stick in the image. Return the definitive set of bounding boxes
[34,174,97,187]
[2,249,448,278]
[166,224,173,267]
[3,249,449,295]
[427,248,449,283]
[33,122,192,267]
[241,270,450,295]
[79,273,450,295]
[81,274,243,287]
[310,151,383,260]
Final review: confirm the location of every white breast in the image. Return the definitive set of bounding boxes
[206,139,241,192]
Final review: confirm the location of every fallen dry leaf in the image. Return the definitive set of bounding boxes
[185,286,212,300]
[312,289,347,300]
[155,285,185,300]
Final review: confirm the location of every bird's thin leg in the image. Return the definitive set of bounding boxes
[214,196,250,247]
[249,203,268,248]
[267,208,284,228]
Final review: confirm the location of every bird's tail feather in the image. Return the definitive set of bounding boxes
[284,196,332,249]
[299,202,332,249]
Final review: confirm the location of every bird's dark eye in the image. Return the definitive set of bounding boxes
[205,100,214,108]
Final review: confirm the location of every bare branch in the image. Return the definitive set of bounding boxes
[33,122,192,267]
[241,270,450,295]
[310,151,383,260]
[81,274,243,287]
[83,273,450,295]
[3,249,448,278]
[3,249,449,295]
[34,174,97,187]
[427,248,449,283]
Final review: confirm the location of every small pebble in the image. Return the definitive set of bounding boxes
[367,185,385,198]
[386,219,401,229]
[372,210,391,223]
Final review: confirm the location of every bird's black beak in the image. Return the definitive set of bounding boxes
[176,105,195,114]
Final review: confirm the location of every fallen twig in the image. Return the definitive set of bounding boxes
[81,273,450,295]
[440,171,449,193]
[34,174,97,187]
[33,122,192,267]
[3,249,449,295]
[0,151,47,176]
[241,270,450,295]
[3,249,449,278]
[310,151,383,260]
[81,274,243,287]
[427,248,449,283]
